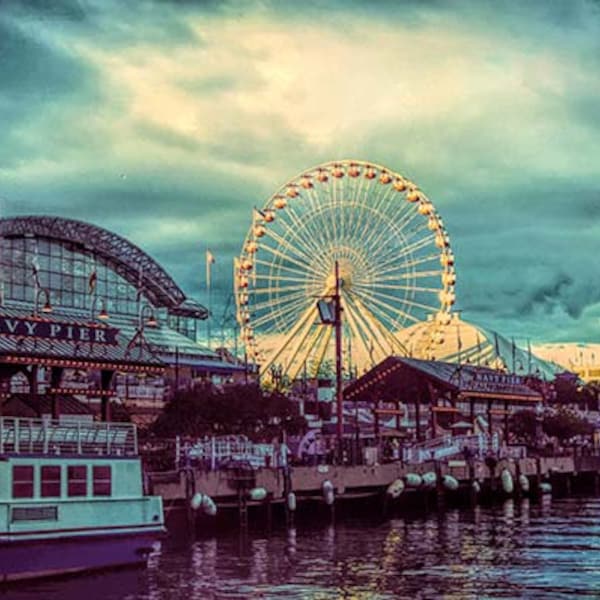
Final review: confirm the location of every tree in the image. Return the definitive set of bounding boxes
[509,409,539,446]
[151,383,307,440]
[542,407,593,443]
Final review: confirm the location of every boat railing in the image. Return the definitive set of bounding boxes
[0,417,138,457]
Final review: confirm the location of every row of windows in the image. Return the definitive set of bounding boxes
[1,237,141,316]
[12,465,111,499]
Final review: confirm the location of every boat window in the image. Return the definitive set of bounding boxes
[93,465,111,496]
[12,465,34,499]
[41,466,62,498]
[68,465,87,497]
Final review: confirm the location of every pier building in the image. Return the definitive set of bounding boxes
[0,216,244,424]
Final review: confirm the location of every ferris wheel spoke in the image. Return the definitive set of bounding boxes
[368,220,431,269]
[252,257,320,284]
[272,202,332,274]
[303,325,333,380]
[251,270,309,285]
[374,253,442,280]
[350,300,408,358]
[343,300,379,370]
[377,234,436,275]
[351,287,422,326]
[361,285,440,315]
[257,238,323,277]
[259,224,325,272]
[344,294,399,362]
[352,186,397,249]
[374,269,445,283]
[279,314,321,377]
[249,283,311,296]
[250,295,311,331]
[260,303,319,375]
[353,281,442,294]
[303,186,337,254]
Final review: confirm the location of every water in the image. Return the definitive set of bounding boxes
[5,496,600,599]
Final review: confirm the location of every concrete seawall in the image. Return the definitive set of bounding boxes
[152,454,600,511]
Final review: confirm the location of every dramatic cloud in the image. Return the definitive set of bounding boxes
[1,0,599,343]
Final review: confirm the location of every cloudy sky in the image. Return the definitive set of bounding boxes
[1,0,599,344]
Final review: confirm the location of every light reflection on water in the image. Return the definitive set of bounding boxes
[6,496,600,600]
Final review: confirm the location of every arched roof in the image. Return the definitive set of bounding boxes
[0,215,187,309]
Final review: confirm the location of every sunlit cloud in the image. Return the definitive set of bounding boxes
[1,0,599,342]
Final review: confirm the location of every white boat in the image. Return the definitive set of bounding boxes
[0,416,165,582]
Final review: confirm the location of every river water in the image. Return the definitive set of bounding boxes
[6,496,600,599]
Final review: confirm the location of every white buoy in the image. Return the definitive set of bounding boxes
[322,480,335,505]
[421,472,437,489]
[404,473,423,488]
[442,475,459,491]
[518,474,530,493]
[190,493,217,516]
[539,482,552,495]
[201,495,217,516]
[386,478,405,499]
[287,492,297,512]
[501,469,514,495]
[190,492,204,511]
[248,487,268,502]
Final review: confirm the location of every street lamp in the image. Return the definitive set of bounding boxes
[316,260,344,454]
[125,304,157,359]
[139,304,157,329]
[89,296,109,321]
[33,288,52,318]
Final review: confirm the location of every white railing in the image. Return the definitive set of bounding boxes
[178,435,280,470]
[0,417,138,457]
[403,432,501,464]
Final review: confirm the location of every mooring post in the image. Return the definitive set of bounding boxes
[435,461,446,509]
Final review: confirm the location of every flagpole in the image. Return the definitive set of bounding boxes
[206,249,215,350]
[206,249,211,350]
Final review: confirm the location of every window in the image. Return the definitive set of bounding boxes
[68,465,87,497]
[93,466,111,496]
[12,465,34,498]
[41,466,61,497]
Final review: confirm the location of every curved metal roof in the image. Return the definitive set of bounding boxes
[0,215,187,309]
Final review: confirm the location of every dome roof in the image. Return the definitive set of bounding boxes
[396,314,560,380]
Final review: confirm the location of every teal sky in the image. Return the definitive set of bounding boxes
[1,0,599,344]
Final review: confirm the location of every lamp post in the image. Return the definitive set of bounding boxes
[33,288,52,318]
[89,296,109,322]
[139,303,157,330]
[316,260,344,455]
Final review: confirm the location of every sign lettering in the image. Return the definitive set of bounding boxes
[0,316,119,345]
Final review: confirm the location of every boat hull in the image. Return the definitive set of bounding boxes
[0,529,163,582]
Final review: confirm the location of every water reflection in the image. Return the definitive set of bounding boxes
[8,497,600,599]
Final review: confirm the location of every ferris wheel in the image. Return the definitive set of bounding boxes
[234,159,456,382]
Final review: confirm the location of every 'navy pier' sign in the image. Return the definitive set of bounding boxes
[0,316,119,345]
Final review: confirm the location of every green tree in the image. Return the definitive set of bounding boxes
[509,409,539,446]
[152,383,306,440]
[542,407,593,442]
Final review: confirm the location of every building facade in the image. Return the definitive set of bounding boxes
[0,216,245,424]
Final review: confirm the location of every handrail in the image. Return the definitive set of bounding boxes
[0,417,138,457]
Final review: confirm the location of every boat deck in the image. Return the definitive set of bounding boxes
[0,417,138,457]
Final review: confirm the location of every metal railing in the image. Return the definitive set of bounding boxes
[403,433,502,464]
[0,417,138,457]
[177,435,281,470]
